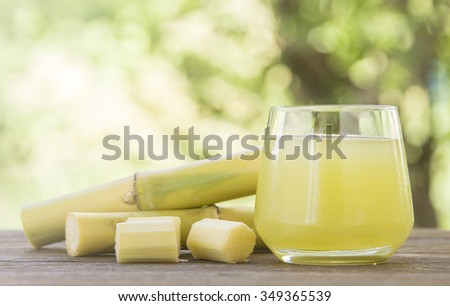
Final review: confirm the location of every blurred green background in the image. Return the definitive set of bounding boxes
[0,0,449,229]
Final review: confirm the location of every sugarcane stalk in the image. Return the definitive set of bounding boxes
[134,152,260,210]
[22,150,260,249]
[22,175,137,249]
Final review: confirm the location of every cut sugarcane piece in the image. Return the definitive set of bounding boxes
[127,217,181,252]
[187,218,256,263]
[216,204,267,250]
[22,150,259,249]
[115,217,180,263]
[65,206,218,257]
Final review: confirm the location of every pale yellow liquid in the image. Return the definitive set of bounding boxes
[255,136,414,264]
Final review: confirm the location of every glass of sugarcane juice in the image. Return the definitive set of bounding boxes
[255,105,414,265]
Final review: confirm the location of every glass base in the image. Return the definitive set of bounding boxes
[273,246,393,265]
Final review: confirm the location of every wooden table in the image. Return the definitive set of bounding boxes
[1,229,449,285]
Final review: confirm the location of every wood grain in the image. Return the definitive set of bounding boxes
[0,229,449,285]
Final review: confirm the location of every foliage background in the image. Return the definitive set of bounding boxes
[0,0,449,229]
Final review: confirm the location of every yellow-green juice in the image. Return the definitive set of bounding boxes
[255,136,414,264]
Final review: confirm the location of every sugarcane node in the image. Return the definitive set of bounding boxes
[123,191,136,205]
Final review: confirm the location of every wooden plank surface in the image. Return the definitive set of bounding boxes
[0,229,449,285]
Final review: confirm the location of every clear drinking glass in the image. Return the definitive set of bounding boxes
[255,105,414,265]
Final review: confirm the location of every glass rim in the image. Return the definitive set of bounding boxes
[271,104,397,112]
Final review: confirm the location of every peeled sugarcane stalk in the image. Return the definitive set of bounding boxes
[187,218,256,263]
[22,150,260,248]
[66,204,267,257]
[115,217,181,263]
[66,206,218,256]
